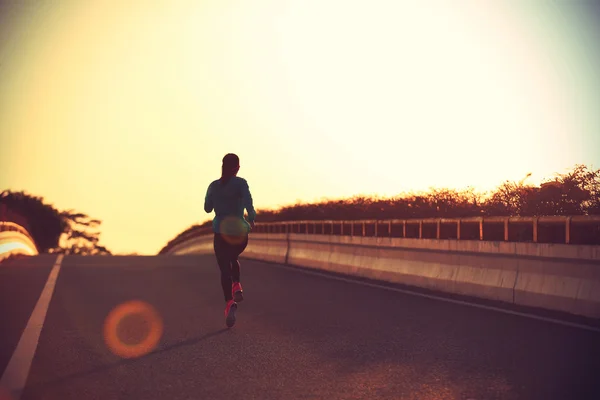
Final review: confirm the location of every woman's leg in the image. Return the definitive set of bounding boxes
[230,235,249,302]
[213,233,233,302]
[230,235,249,283]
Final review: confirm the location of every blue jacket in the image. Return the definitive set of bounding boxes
[204,176,256,235]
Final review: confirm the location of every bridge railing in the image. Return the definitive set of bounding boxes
[0,221,36,245]
[160,215,600,254]
[252,215,600,244]
[0,221,39,260]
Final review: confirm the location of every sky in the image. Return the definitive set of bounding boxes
[1,0,599,255]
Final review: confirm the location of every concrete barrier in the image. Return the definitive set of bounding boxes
[280,234,519,304]
[170,233,289,263]
[244,233,288,264]
[170,235,213,255]
[166,231,600,319]
[241,233,600,319]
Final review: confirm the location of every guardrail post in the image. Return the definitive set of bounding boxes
[362,222,366,237]
[374,221,378,237]
[436,220,441,239]
[565,216,571,244]
[305,222,309,234]
[479,218,483,240]
[351,222,354,236]
[504,218,509,241]
[402,221,406,238]
[457,220,461,240]
[388,221,392,237]
[418,220,422,239]
[341,222,344,236]
[533,217,538,243]
[330,221,334,236]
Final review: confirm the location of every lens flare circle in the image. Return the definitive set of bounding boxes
[103,300,163,359]
[219,216,248,245]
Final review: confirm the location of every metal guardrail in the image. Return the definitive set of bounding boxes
[160,215,600,254]
[0,221,36,243]
[0,221,39,259]
[253,215,600,244]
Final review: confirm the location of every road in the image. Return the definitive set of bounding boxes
[1,254,599,400]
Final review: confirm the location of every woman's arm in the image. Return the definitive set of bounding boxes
[241,179,256,226]
[204,182,214,213]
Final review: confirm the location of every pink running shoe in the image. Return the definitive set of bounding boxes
[224,299,237,328]
[232,282,244,303]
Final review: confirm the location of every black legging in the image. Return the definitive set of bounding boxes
[214,233,249,301]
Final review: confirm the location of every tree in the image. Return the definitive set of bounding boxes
[0,190,111,255]
[538,164,600,215]
[0,190,66,252]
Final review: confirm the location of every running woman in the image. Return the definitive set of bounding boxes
[204,153,256,327]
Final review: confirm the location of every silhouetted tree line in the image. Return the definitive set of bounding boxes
[257,165,599,221]
[0,190,112,255]
[161,164,599,251]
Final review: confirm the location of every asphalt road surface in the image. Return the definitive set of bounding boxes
[1,254,599,400]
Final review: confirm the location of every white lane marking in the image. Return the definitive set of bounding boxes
[0,254,64,399]
[263,261,600,334]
